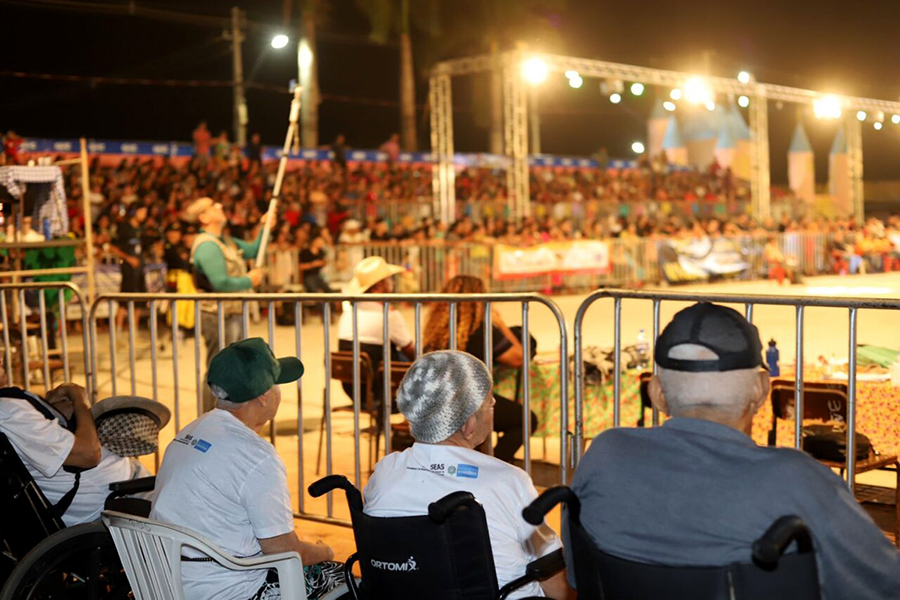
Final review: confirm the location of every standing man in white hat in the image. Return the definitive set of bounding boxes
[337,256,414,410]
[185,197,271,413]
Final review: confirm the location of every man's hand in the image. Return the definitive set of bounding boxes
[259,209,274,227]
[313,540,335,563]
[46,383,88,421]
[248,268,265,287]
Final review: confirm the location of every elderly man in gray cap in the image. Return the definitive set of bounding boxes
[363,350,571,599]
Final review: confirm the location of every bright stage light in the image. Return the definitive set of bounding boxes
[631,82,645,96]
[875,121,883,130]
[565,70,579,79]
[738,95,750,108]
[271,34,289,49]
[663,101,676,112]
[737,71,752,84]
[522,57,548,84]
[669,88,682,101]
[705,100,716,111]
[569,75,583,89]
[892,114,900,124]
[684,77,711,104]
[609,93,622,104]
[813,95,842,119]
[632,141,645,154]
[857,110,867,122]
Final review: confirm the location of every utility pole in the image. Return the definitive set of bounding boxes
[230,6,248,147]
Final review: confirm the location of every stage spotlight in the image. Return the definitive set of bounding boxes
[632,141,645,154]
[874,121,883,130]
[569,75,583,89]
[669,88,683,101]
[737,71,752,84]
[565,70,579,79]
[738,95,750,108]
[271,34,289,49]
[663,101,676,112]
[522,57,548,84]
[705,100,716,111]
[857,110,867,122]
[609,93,622,104]
[892,114,900,124]
[812,95,842,119]
[631,82,645,96]
[684,77,711,104]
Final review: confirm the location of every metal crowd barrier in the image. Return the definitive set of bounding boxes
[573,288,900,490]
[87,291,569,527]
[0,282,91,397]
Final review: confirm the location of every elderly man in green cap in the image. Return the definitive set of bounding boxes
[151,338,345,600]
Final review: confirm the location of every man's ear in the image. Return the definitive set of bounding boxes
[459,413,478,441]
[749,370,770,414]
[648,375,670,416]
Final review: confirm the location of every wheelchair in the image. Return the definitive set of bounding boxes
[309,475,565,600]
[0,432,155,600]
[523,486,822,600]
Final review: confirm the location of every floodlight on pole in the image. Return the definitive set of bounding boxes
[669,88,683,101]
[684,77,711,104]
[738,95,750,108]
[874,121,883,130]
[630,82,645,96]
[632,141,645,154]
[271,34,289,49]
[663,101,676,112]
[892,114,900,125]
[737,71,752,84]
[522,57,548,84]
[569,75,583,89]
[857,110,867,122]
[609,93,622,104]
[812,95,842,119]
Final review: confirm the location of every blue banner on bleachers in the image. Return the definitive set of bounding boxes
[21,137,609,169]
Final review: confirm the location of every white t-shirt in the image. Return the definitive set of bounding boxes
[337,301,413,348]
[364,444,561,599]
[0,392,142,526]
[150,409,295,600]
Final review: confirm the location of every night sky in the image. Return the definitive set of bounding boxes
[3,0,900,184]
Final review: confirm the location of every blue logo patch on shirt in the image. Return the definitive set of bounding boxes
[456,464,479,479]
[192,439,212,453]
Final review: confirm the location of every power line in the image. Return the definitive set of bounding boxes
[0,70,287,93]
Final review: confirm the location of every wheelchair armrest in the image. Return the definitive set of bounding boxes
[497,549,566,600]
[522,486,579,526]
[752,515,813,568]
[526,548,565,580]
[107,476,155,497]
[309,475,363,512]
[428,491,477,524]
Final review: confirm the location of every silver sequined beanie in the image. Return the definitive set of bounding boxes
[396,350,492,443]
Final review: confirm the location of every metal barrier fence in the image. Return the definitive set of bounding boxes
[86,291,569,527]
[573,288,900,490]
[0,282,91,397]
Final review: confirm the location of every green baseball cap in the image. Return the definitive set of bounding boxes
[207,338,304,403]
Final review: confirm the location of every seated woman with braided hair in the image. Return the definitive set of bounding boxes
[422,275,537,462]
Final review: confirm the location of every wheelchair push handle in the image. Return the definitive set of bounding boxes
[752,515,813,567]
[427,491,478,524]
[523,486,579,526]
[308,475,363,512]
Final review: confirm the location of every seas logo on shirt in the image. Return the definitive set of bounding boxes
[420,463,478,478]
[172,434,212,453]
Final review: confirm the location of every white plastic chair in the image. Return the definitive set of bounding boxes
[102,510,306,600]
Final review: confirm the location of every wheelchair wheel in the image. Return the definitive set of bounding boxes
[0,523,130,600]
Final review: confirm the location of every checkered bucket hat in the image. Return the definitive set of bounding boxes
[91,396,171,457]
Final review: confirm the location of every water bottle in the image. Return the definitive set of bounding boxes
[766,339,780,377]
[636,329,649,367]
[41,218,51,241]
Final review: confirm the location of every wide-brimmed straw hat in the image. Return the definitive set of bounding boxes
[91,396,171,457]
[347,256,404,295]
